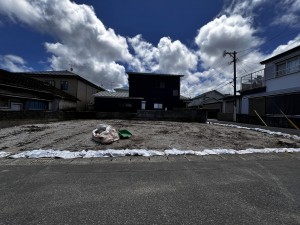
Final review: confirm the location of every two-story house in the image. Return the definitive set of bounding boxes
[188,90,224,118]
[128,72,184,110]
[239,45,300,127]
[21,70,105,111]
[0,69,77,112]
[94,72,185,112]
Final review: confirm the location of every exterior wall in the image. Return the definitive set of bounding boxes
[58,99,77,111]
[241,47,300,117]
[129,74,181,110]
[202,102,222,119]
[31,76,78,97]
[76,80,87,111]
[137,109,207,123]
[94,98,142,112]
[27,75,103,111]
[263,48,300,92]
[266,73,300,92]
[0,96,51,112]
[224,101,234,113]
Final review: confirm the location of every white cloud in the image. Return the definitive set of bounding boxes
[0,54,32,72]
[223,0,267,17]
[195,14,263,69]
[0,0,299,98]
[273,0,300,27]
[267,35,300,58]
[157,37,198,74]
[0,0,132,89]
[127,35,160,72]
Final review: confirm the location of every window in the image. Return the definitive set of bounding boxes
[173,89,179,96]
[155,81,165,89]
[60,81,68,90]
[276,56,300,77]
[276,63,286,77]
[287,57,299,74]
[154,103,163,109]
[45,80,55,87]
[28,101,47,110]
[0,97,9,108]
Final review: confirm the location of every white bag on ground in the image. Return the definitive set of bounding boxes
[92,124,120,144]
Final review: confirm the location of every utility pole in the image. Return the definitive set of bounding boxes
[223,50,237,122]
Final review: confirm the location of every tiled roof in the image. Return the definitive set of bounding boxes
[180,95,191,101]
[23,70,77,76]
[188,90,224,107]
[0,69,78,101]
[94,91,144,99]
[21,70,105,91]
[94,91,129,98]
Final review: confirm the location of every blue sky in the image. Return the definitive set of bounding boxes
[0,0,300,97]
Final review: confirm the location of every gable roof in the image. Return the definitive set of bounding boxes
[0,69,78,101]
[21,70,105,91]
[93,91,144,99]
[188,90,224,107]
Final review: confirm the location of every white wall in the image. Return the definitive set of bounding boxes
[266,72,300,92]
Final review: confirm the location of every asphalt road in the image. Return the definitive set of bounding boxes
[1,153,300,225]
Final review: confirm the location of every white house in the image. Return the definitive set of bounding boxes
[239,45,300,126]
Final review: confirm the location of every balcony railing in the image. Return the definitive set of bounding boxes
[240,69,265,92]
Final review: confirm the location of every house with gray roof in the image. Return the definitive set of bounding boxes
[0,69,77,112]
[21,70,105,111]
[188,90,224,118]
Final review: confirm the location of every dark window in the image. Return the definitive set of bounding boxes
[0,97,9,108]
[173,89,179,96]
[60,81,68,90]
[155,81,165,88]
[46,80,55,87]
[28,101,47,110]
[276,63,286,77]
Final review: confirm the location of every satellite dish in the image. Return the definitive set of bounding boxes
[70,67,73,71]
[223,50,227,57]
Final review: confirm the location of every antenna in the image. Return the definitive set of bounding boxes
[69,63,75,72]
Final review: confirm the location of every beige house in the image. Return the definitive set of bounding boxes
[21,70,105,111]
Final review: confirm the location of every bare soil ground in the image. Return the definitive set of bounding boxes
[1,119,300,153]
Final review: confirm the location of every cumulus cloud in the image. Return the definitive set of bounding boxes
[0,0,132,89]
[0,0,299,98]
[195,14,263,69]
[127,35,160,72]
[0,54,32,72]
[157,37,198,74]
[128,35,200,96]
[191,12,267,96]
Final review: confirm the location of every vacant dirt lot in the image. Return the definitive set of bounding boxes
[1,119,300,153]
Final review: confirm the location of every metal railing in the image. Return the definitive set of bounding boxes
[240,69,265,91]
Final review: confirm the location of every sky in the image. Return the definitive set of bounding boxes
[0,0,300,97]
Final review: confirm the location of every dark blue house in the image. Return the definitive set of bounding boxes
[94,72,187,112]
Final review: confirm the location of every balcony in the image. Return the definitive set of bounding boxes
[240,69,265,92]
